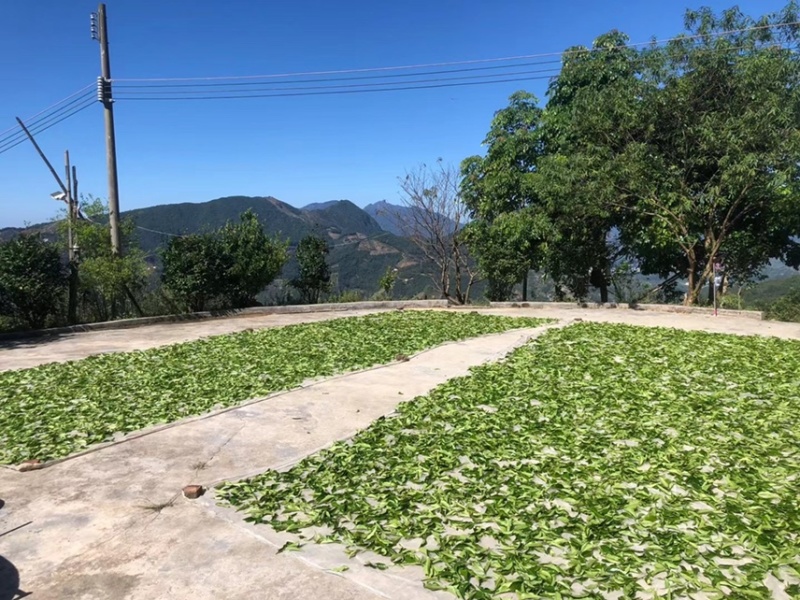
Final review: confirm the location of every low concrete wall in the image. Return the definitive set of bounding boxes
[489,301,763,320]
[0,300,449,341]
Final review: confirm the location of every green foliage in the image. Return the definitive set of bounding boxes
[162,210,288,312]
[0,234,67,330]
[220,323,800,599]
[0,311,549,463]
[741,274,800,308]
[764,287,800,322]
[161,233,230,312]
[329,290,364,303]
[465,4,800,306]
[460,92,546,299]
[221,210,288,307]
[65,197,151,323]
[461,214,540,301]
[378,266,398,296]
[291,234,332,304]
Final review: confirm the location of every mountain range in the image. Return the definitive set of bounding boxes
[1,195,796,303]
[0,196,440,300]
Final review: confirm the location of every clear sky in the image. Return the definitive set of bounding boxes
[0,0,789,227]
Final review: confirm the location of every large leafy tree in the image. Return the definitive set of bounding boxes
[0,234,67,330]
[460,92,546,300]
[536,31,640,302]
[623,5,800,303]
[551,5,800,304]
[469,4,800,305]
[291,234,332,304]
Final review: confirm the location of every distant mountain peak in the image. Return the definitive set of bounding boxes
[302,200,343,211]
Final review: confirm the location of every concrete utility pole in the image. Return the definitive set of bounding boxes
[95,3,122,255]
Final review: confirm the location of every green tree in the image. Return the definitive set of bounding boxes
[461,211,542,301]
[63,197,150,322]
[637,5,800,303]
[535,31,639,302]
[162,210,287,312]
[465,4,800,305]
[378,266,398,297]
[291,234,332,304]
[460,92,547,301]
[0,234,67,330]
[219,210,288,307]
[547,6,800,304]
[161,233,230,312]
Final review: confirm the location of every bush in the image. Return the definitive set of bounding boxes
[290,235,332,304]
[764,288,800,322]
[330,290,364,303]
[0,234,67,330]
[162,211,287,312]
[60,198,150,323]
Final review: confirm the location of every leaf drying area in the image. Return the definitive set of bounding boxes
[218,323,800,599]
[0,311,549,464]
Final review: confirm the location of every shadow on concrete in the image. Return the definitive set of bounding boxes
[0,332,73,352]
[0,555,29,600]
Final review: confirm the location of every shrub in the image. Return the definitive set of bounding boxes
[764,288,800,322]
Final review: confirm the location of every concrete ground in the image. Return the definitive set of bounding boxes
[1,307,799,599]
[0,309,380,373]
[2,305,798,373]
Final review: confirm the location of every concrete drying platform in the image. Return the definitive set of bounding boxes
[2,308,799,599]
[0,308,382,372]
[0,326,551,600]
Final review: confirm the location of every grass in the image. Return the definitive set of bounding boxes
[0,310,550,464]
[218,323,800,599]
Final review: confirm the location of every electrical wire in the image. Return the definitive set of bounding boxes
[0,97,96,154]
[113,59,565,89]
[0,89,95,148]
[0,83,94,138]
[134,225,184,237]
[114,73,558,101]
[0,99,96,156]
[113,67,562,97]
[110,20,800,84]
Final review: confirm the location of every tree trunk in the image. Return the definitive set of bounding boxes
[600,282,609,304]
[522,271,528,301]
[685,251,698,305]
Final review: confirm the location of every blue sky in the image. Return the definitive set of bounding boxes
[0,0,789,227]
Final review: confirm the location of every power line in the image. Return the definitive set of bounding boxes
[110,20,800,84]
[113,59,565,89]
[0,98,96,154]
[113,67,562,98]
[0,89,95,148]
[134,225,184,237]
[0,99,96,156]
[114,73,558,101]
[0,83,94,138]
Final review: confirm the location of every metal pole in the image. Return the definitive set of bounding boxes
[712,262,718,317]
[15,118,69,195]
[98,3,122,256]
[65,152,78,324]
[65,151,73,263]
